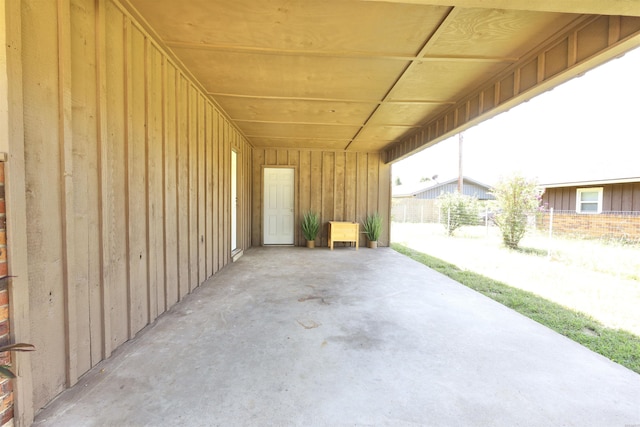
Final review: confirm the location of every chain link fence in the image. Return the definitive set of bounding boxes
[392,198,640,244]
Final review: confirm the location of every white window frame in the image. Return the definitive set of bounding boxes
[576,187,603,214]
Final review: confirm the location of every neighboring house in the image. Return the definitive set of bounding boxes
[542,177,640,213]
[392,177,493,223]
[393,177,494,200]
[540,177,640,241]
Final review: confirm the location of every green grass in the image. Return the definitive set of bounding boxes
[392,243,640,374]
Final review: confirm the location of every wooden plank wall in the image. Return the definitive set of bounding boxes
[252,149,391,248]
[544,183,640,212]
[20,0,252,412]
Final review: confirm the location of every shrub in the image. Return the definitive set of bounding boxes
[491,174,542,249]
[437,192,479,236]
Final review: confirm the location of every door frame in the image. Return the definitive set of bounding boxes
[231,150,238,253]
[261,166,297,246]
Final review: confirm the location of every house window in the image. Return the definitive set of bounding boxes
[576,187,603,214]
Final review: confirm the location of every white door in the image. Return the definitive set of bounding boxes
[263,168,294,245]
[231,151,238,251]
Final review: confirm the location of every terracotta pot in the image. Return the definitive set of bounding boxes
[306,240,315,248]
[368,240,378,249]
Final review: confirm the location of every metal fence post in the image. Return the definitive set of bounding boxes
[485,206,489,237]
[547,207,554,258]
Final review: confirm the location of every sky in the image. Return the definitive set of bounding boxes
[392,46,640,188]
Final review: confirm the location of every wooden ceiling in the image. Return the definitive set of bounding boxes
[126,0,640,158]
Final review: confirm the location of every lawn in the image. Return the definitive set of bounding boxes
[392,222,640,336]
[392,242,640,374]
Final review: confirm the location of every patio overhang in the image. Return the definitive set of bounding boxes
[3,2,640,424]
[123,0,640,162]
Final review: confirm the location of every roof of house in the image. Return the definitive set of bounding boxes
[393,176,492,198]
[541,176,640,188]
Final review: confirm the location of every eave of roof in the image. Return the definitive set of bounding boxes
[392,175,492,197]
[541,177,640,188]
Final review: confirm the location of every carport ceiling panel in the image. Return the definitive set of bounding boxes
[425,8,581,59]
[347,136,396,153]
[367,103,451,126]
[239,122,360,140]
[214,96,378,126]
[171,48,408,101]
[248,137,350,150]
[129,0,450,56]
[390,61,509,102]
[356,125,417,142]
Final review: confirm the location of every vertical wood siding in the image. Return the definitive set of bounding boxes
[252,149,391,248]
[543,182,640,212]
[21,0,252,411]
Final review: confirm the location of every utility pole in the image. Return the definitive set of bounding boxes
[457,132,463,193]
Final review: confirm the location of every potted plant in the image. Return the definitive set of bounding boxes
[362,212,382,248]
[301,211,320,248]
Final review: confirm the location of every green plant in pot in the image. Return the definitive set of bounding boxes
[301,211,320,248]
[362,212,382,248]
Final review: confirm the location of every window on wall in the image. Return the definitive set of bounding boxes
[576,187,603,213]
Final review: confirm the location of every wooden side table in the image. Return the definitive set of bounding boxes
[328,221,359,250]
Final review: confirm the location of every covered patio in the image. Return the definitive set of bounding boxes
[34,248,640,426]
[2,1,640,424]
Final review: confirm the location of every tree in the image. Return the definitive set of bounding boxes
[420,176,431,182]
[437,192,479,236]
[394,177,402,186]
[491,174,542,249]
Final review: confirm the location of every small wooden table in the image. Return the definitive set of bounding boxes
[328,221,359,250]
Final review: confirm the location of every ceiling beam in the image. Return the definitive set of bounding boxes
[360,0,640,17]
[209,92,455,106]
[345,7,461,149]
[166,41,517,63]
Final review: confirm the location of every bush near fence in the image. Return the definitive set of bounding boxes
[392,198,487,226]
[538,210,640,243]
[393,198,640,244]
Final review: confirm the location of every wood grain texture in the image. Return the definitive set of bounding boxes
[537,186,640,213]
[3,0,36,422]
[197,94,206,285]
[128,23,148,337]
[177,75,189,300]
[251,149,391,248]
[22,0,68,409]
[104,0,129,352]
[18,0,253,414]
[164,62,179,307]
[70,0,101,375]
[205,103,214,277]
[386,15,640,163]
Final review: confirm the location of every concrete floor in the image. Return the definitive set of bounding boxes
[34,247,640,427]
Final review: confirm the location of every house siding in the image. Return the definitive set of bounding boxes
[543,182,640,213]
[413,181,493,200]
[541,182,640,242]
[14,0,253,417]
[252,150,391,248]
